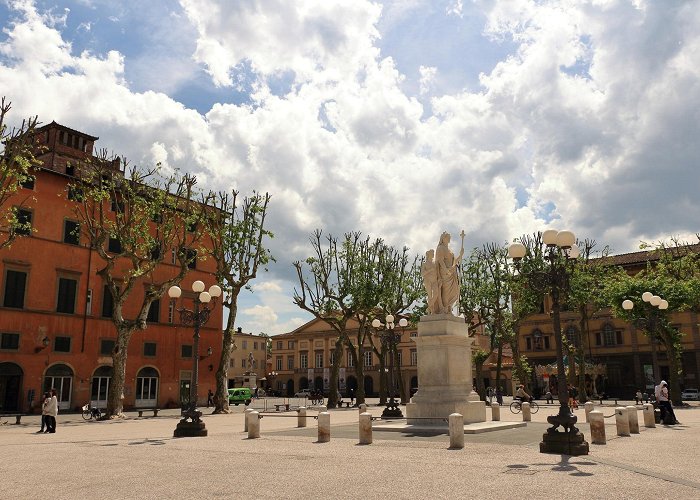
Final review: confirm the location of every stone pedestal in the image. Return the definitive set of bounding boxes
[539,429,589,455]
[584,401,594,422]
[297,407,307,428]
[626,406,639,434]
[491,403,500,421]
[449,413,464,449]
[317,412,330,442]
[359,412,372,445]
[522,402,532,422]
[589,410,606,444]
[406,315,485,424]
[616,407,630,436]
[642,403,655,428]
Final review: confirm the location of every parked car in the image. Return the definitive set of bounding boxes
[681,388,699,400]
[294,388,312,398]
[228,387,252,406]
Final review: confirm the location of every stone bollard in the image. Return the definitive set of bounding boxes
[318,412,330,443]
[319,405,327,413]
[615,407,630,436]
[247,411,260,439]
[359,412,372,445]
[359,403,367,415]
[297,407,307,428]
[243,408,254,432]
[642,403,656,428]
[626,406,640,434]
[589,410,606,444]
[449,413,464,449]
[584,401,594,422]
[491,402,500,421]
[522,402,531,422]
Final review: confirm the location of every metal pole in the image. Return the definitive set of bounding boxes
[649,314,660,385]
[190,298,200,416]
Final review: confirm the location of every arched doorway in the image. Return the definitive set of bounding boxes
[364,375,374,396]
[286,379,295,397]
[135,367,159,407]
[299,377,309,390]
[44,364,74,410]
[91,366,113,408]
[0,362,22,412]
[346,375,358,396]
[314,376,324,392]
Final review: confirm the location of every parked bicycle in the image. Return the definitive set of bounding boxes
[510,399,539,414]
[82,402,102,420]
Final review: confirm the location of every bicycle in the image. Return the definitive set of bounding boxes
[510,399,539,414]
[82,402,102,420]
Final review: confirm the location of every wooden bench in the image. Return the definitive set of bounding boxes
[274,404,291,412]
[0,414,26,424]
[137,408,159,417]
[337,401,352,408]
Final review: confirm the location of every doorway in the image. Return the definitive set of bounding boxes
[0,362,22,412]
[44,364,74,410]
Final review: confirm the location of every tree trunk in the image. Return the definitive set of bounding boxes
[397,362,407,404]
[327,337,343,409]
[660,334,683,406]
[214,297,238,414]
[494,342,503,392]
[378,342,387,405]
[106,327,132,417]
[352,335,366,404]
[577,312,588,404]
[475,359,486,400]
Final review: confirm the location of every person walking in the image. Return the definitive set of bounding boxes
[44,389,58,433]
[635,389,643,404]
[495,386,503,406]
[545,389,554,404]
[37,392,50,433]
[207,389,214,407]
[349,388,355,406]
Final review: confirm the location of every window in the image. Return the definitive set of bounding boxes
[410,331,417,338]
[532,329,544,350]
[100,339,115,356]
[15,208,32,236]
[63,220,80,245]
[147,299,160,323]
[168,300,175,323]
[347,352,355,367]
[0,332,20,350]
[526,337,532,350]
[397,350,402,367]
[363,351,373,367]
[20,176,34,190]
[315,352,324,368]
[110,198,124,213]
[410,350,417,366]
[65,163,75,176]
[242,340,247,350]
[287,356,294,369]
[54,336,71,353]
[276,357,283,370]
[254,342,258,350]
[150,244,162,261]
[56,277,78,314]
[543,336,550,349]
[143,342,157,357]
[565,325,579,347]
[184,248,197,269]
[241,359,246,368]
[186,220,197,233]
[181,345,193,358]
[601,324,622,346]
[288,341,295,349]
[276,341,283,350]
[3,269,27,308]
[108,237,122,254]
[86,288,92,315]
[102,285,114,318]
[300,353,308,369]
[67,186,83,201]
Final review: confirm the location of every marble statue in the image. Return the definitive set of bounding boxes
[423,230,464,315]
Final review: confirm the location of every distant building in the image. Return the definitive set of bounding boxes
[226,327,270,389]
[0,121,223,413]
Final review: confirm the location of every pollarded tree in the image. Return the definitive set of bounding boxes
[69,153,208,417]
[0,97,41,249]
[202,190,273,414]
[294,231,381,408]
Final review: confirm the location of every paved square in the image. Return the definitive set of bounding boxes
[2,401,698,499]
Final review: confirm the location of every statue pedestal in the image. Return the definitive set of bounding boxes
[406,315,486,425]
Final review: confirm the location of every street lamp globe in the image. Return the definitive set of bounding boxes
[386,314,395,324]
[168,285,182,298]
[199,291,211,303]
[542,229,558,246]
[622,299,634,310]
[371,319,381,328]
[556,230,576,248]
[650,295,662,306]
[508,242,526,259]
[659,299,669,310]
[398,318,408,328]
[209,285,222,298]
[642,291,653,302]
[192,280,205,293]
[568,244,580,259]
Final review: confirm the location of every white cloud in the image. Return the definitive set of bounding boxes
[2,0,699,333]
[418,65,436,95]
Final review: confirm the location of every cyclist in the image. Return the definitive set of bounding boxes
[515,385,531,404]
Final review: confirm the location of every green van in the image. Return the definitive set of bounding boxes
[228,387,252,406]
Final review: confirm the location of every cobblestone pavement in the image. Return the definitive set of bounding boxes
[2,399,698,499]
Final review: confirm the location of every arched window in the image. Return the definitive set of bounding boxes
[91,366,113,408]
[565,325,579,347]
[44,364,74,410]
[135,367,159,407]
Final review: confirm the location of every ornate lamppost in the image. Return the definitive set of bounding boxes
[371,314,408,418]
[508,229,589,456]
[168,280,222,437]
[622,292,668,388]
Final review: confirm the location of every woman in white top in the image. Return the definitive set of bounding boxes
[657,381,679,425]
[44,389,58,433]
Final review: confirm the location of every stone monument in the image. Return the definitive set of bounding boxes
[406,231,486,425]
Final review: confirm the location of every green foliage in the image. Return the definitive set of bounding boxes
[0,97,40,249]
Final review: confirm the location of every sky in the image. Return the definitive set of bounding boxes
[1,0,698,336]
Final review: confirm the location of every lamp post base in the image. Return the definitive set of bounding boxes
[173,420,208,438]
[381,399,404,419]
[539,406,589,455]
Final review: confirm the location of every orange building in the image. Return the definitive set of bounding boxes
[0,122,222,413]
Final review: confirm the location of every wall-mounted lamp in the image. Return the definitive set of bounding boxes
[200,346,213,360]
[35,336,50,353]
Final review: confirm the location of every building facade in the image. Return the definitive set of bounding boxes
[0,122,222,413]
[224,328,270,390]
[516,248,700,399]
